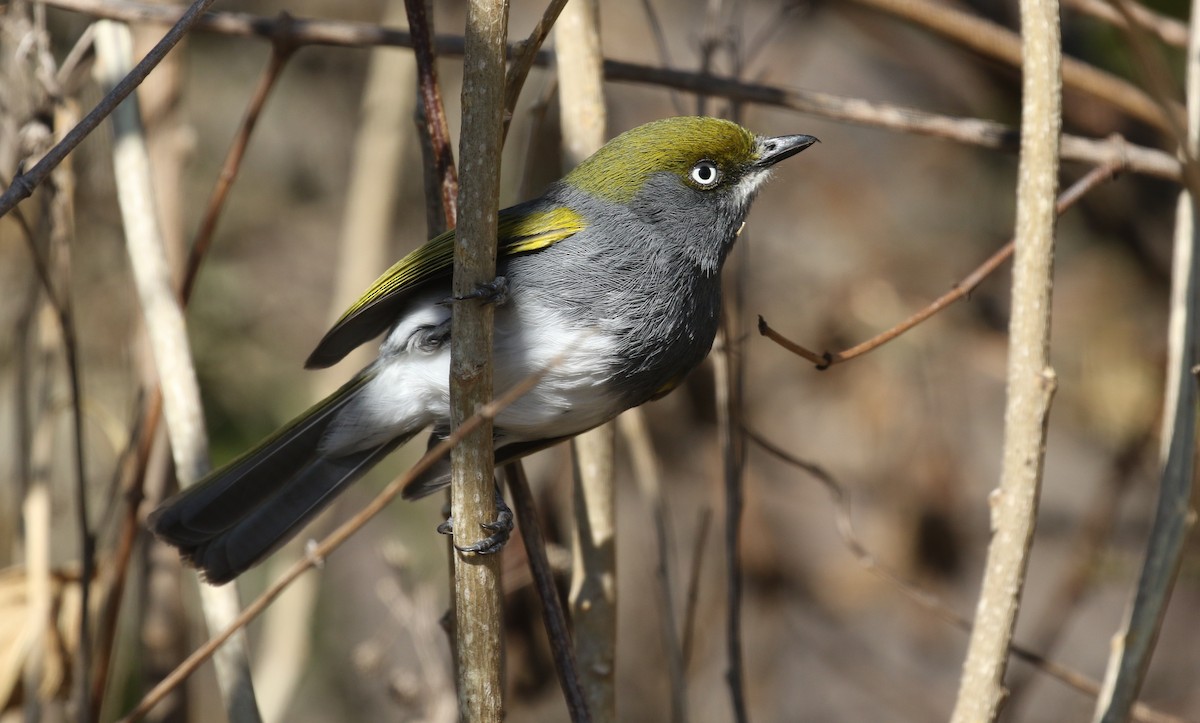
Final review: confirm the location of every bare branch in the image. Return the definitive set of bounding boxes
[449,1,509,718]
[405,0,458,231]
[950,1,1062,718]
[93,21,262,722]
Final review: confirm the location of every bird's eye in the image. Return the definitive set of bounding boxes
[689,160,721,188]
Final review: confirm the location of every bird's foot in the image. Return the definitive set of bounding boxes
[437,489,513,555]
[448,276,509,306]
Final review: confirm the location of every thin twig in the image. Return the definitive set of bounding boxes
[502,0,568,136]
[759,161,1124,369]
[405,0,458,230]
[503,463,591,723]
[0,0,220,217]
[36,0,1185,182]
[713,328,749,723]
[742,429,1188,723]
[49,99,94,723]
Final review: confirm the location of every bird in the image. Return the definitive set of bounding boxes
[149,116,817,584]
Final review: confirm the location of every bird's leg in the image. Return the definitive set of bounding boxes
[444,275,509,306]
[436,480,513,555]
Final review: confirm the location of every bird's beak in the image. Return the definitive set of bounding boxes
[755,134,819,168]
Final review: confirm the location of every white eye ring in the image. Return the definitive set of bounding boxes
[689,160,721,187]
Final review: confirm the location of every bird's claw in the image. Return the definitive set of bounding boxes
[436,491,513,555]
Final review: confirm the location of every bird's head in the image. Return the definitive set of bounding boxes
[562,116,817,272]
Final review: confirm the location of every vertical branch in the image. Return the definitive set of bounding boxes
[555,0,615,719]
[950,1,1061,720]
[92,21,262,723]
[1092,1,1200,719]
[451,1,509,719]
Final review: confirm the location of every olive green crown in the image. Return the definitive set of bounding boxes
[564,116,758,203]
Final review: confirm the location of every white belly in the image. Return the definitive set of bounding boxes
[319,291,620,454]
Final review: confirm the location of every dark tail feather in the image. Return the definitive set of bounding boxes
[148,374,410,584]
[181,440,404,584]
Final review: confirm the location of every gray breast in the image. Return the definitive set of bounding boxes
[503,185,730,407]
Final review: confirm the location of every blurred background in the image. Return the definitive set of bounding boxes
[1,0,1195,721]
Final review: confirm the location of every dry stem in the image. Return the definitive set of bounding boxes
[950,0,1062,718]
[449,1,509,719]
[94,20,262,722]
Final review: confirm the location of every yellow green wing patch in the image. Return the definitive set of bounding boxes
[305,205,586,368]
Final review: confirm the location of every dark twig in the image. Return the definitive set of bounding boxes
[759,161,1125,368]
[714,324,749,723]
[742,429,1188,723]
[37,0,1184,182]
[405,0,458,230]
[0,0,220,218]
[504,463,591,723]
[502,0,568,136]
